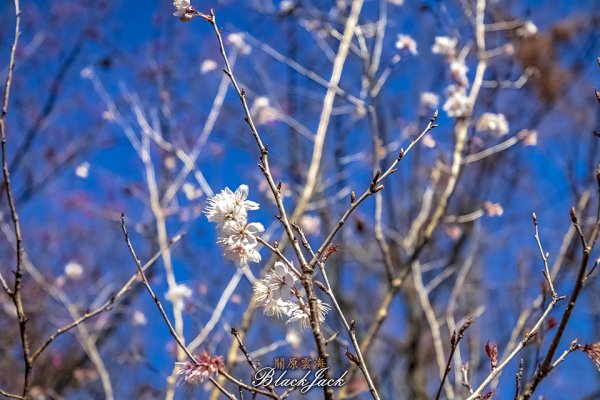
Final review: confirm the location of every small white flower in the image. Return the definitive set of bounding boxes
[250,97,278,125]
[80,66,93,79]
[476,113,509,137]
[200,59,218,74]
[182,182,202,201]
[395,34,417,55]
[264,262,296,300]
[483,201,504,217]
[204,185,259,225]
[450,60,469,86]
[173,0,193,20]
[287,300,330,330]
[165,284,192,311]
[443,85,470,118]
[285,328,302,349]
[222,242,262,267]
[420,92,439,110]
[432,36,458,56]
[516,20,538,38]
[132,310,147,326]
[387,0,404,5]
[227,33,252,55]
[218,219,264,249]
[64,261,84,279]
[75,162,90,179]
[280,0,296,12]
[299,215,321,236]
[422,133,436,148]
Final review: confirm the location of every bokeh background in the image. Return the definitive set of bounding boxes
[0,0,599,399]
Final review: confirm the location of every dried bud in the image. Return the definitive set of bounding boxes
[595,89,600,104]
[432,109,439,121]
[350,191,356,204]
[545,317,557,331]
[570,207,578,224]
[532,212,537,225]
[345,348,360,366]
[321,243,341,263]
[458,318,472,337]
[485,341,499,369]
[314,280,328,293]
[481,392,494,400]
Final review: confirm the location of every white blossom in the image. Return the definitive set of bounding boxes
[483,201,504,217]
[204,185,259,225]
[387,0,404,5]
[443,85,470,118]
[200,59,218,75]
[75,162,90,179]
[132,310,147,326]
[450,60,469,86]
[64,261,84,279]
[299,214,321,236]
[227,33,252,55]
[280,0,297,12]
[476,113,509,137]
[173,0,193,20]
[182,182,202,201]
[286,300,330,330]
[165,284,192,311]
[420,92,439,110]
[516,20,538,38]
[431,36,458,56]
[250,97,278,125]
[395,34,417,55]
[218,219,264,253]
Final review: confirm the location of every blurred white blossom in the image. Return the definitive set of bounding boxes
[431,36,458,56]
[420,92,439,110]
[395,34,417,55]
[387,0,404,5]
[64,261,84,280]
[182,182,202,201]
[75,162,90,179]
[483,201,504,217]
[173,0,194,20]
[450,60,469,86]
[200,59,218,74]
[299,214,321,236]
[443,85,470,118]
[165,284,192,311]
[250,96,278,125]
[476,113,509,137]
[227,33,252,55]
[516,20,538,38]
[132,310,147,326]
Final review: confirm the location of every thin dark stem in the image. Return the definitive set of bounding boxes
[435,319,472,400]
[1,1,31,397]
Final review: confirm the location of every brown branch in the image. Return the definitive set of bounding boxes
[435,318,472,400]
[0,389,23,400]
[521,193,600,399]
[0,1,32,397]
[30,233,182,363]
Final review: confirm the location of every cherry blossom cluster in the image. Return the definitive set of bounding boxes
[252,261,330,329]
[205,185,264,267]
[177,352,224,385]
[430,35,471,118]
